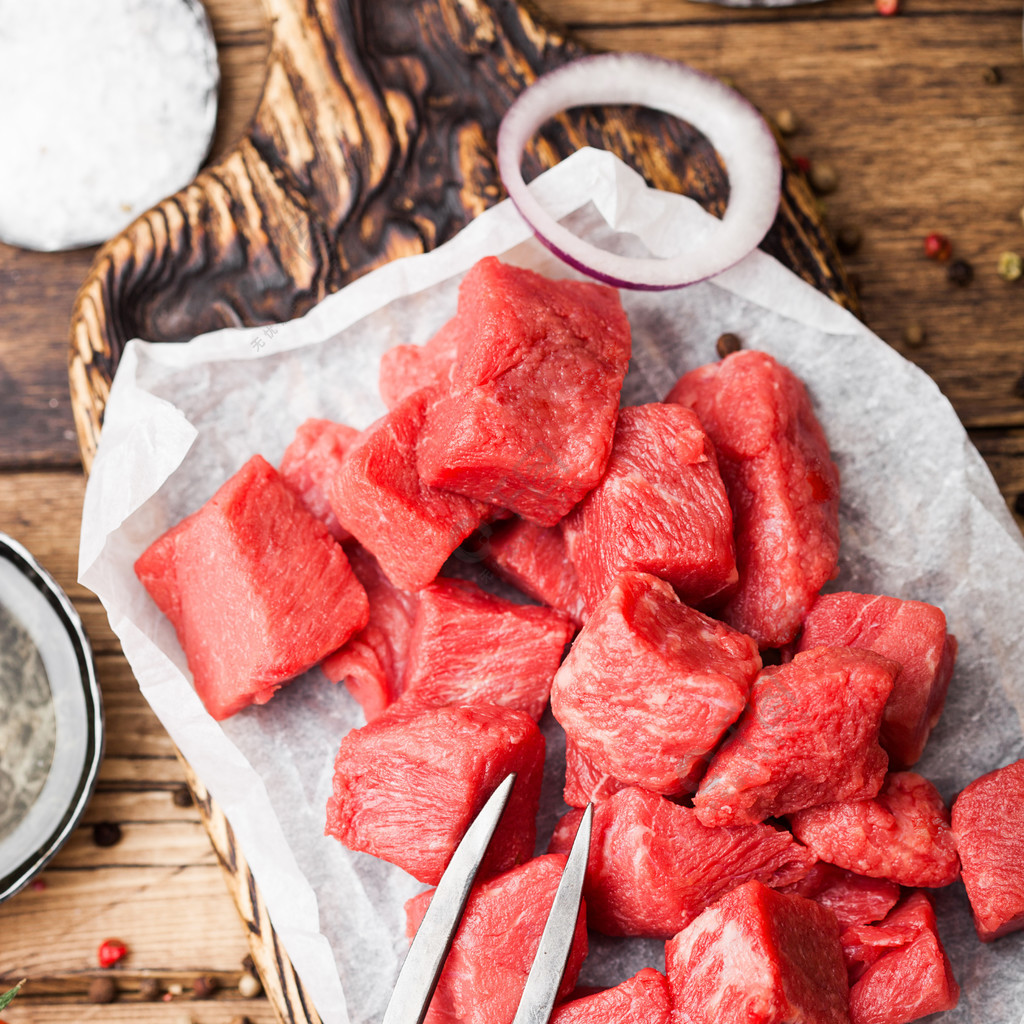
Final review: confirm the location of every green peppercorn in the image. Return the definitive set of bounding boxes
[997,251,1022,282]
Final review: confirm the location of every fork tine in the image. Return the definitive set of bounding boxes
[511,802,594,1024]
[381,772,517,1024]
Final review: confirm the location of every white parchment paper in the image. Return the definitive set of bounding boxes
[80,149,1024,1024]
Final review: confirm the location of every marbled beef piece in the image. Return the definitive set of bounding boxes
[482,516,586,627]
[694,647,895,827]
[778,862,901,931]
[551,572,761,797]
[789,772,960,888]
[951,757,1024,940]
[321,544,419,721]
[326,703,544,885]
[667,350,840,649]
[416,256,631,526]
[550,968,671,1024]
[135,455,368,721]
[548,786,814,938]
[399,577,573,722]
[405,854,588,1024]
[797,592,957,767]
[665,880,850,1024]
[841,892,959,1024]
[562,404,738,615]
[378,314,462,411]
[278,417,359,542]
[329,385,490,591]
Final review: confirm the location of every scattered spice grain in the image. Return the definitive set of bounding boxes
[947,259,974,286]
[1014,492,1024,518]
[238,971,262,999]
[92,822,122,848]
[809,162,838,195]
[172,784,193,808]
[902,323,927,348]
[836,225,862,255]
[140,977,162,1001]
[875,0,899,14]
[192,975,218,1000]
[924,233,952,262]
[88,976,117,1004]
[716,332,742,358]
[983,66,1003,85]
[997,251,1022,282]
[97,938,128,969]
[775,109,799,136]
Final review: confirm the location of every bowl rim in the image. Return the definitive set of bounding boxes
[0,532,103,902]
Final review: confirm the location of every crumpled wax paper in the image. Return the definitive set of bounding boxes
[79,148,1024,1024]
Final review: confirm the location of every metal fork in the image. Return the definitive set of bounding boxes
[381,774,593,1024]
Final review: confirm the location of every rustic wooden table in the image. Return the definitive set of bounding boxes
[1,0,1022,1021]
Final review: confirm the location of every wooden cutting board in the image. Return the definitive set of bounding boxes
[66,0,857,1021]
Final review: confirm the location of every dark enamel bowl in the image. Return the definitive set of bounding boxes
[0,533,102,901]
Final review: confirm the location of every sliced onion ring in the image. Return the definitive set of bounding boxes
[496,53,781,290]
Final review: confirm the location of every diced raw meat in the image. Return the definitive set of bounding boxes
[797,592,957,767]
[694,646,895,826]
[778,862,901,931]
[379,315,461,410]
[548,786,814,938]
[950,757,1024,940]
[321,545,419,721]
[790,772,960,888]
[405,854,588,1024]
[135,454,369,721]
[325,703,544,884]
[551,572,761,797]
[329,385,490,591]
[665,880,850,1024]
[666,350,840,648]
[842,892,959,1024]
[278,417,359,542]
[483,517,586,626]
[550,968,671,1024]
[400,578,573,721]
[562,404,737,614]
[563,738,628,809]
[417,256,631,526]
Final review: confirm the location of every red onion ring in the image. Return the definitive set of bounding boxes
[496,53,781,290]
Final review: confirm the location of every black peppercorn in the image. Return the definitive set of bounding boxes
[947,259,973,286]
[139,977,161,1001]
[92,822,122,848]
[716,333,742,359]
[88,976,117,1004]
[983,65,1002,85]
[1014,492,1024,517]
[172,785,194,808]
[836,225,862,256]
[193,974,219,1000]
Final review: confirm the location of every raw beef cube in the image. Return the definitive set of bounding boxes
[779,862,900,931]
[548,786,814,938]
[405,854,588,1024]
[842,892,959,1024]
[667,350,840,648]
[417,256,631,526]
[665,880,850,1024]
[483,517,586,626]
[694,646,895,826]
[551,572,761,797]
[790,772,959,888]
[550,968,671,1024]
[562,404,738,614]
[135,454,369,721]
[329,385,490,591]
[400,578,574,721]
[325,703,544,884]
[279,417,359,542]
[950,757,1024,940]
[797,592,957,767]
[321,545,419,721]
[379,315,461,410]
[563,738,628,809]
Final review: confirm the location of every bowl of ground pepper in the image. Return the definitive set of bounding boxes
[0,533,102,901]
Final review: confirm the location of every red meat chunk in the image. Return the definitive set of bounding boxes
[379,315,461,410]
[797,592,957,767]
[563,738,628,809]
[778,862,900,931]
[667,350,840,648]
[135,454,369,721]
[400,578,574,721]
[665,880,850,1024]
[548,786,814,938]
[404,854,588,1024]
[549,968,671,1024]
[321,545,419,721]
[483,517,586,626]
[562,404,737,614]
[951,757,1024,940]
[416,256,631,526]
[325,703,544,885]
[551,572,761,797]
[278,417,359,542]
[329,385,490,591]
[694,646,895,826]
[842,892,959,1024]
[790,772,959,888]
